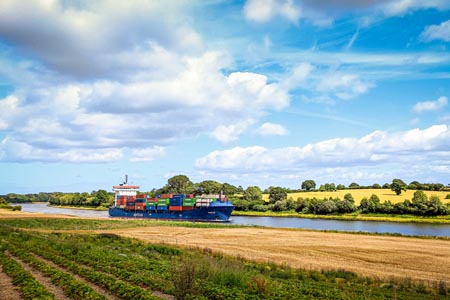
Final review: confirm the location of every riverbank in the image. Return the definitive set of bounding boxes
[42,203,450,224]
[47,204,108,211]
[232,210,450,224]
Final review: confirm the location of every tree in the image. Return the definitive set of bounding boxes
[391,178,407,195]
[301,180,316,191]
[221,183,238,196]
[349,182,360,189]
[243,186,262,202]
[372,183,381,189]
[167,175,194,194]
[197,180,222,194]
[268,186,287,204]
[344,193,354,203]
[336,184,346,190]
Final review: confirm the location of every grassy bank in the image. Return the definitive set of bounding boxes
[1,217,449,299]
[232,210,450,224]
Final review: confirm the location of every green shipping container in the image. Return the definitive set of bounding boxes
[158,198,170,205]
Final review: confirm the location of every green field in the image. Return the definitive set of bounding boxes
[263,189,450,205]
[1,217,449,299]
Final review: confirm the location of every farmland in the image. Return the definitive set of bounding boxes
[262,188,450,205]
[1,211,450,299]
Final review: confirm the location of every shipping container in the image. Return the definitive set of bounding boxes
[170,199,182,205]
[157,205,168,211]
[136,194,146,199]
[135,198,146,203]
[169,205,183,211]
[182,206,194,211]
[186,194,194,198]
[146,204,156,210]
[160,194,173,198]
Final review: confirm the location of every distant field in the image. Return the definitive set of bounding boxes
[263,189,450,205]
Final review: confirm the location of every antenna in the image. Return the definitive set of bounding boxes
[124,174,128,185]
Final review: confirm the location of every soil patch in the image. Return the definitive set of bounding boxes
[0,264,22,300]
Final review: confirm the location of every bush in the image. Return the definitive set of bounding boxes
[12,205,22,211]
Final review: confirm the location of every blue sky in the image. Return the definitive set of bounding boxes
[1,0,450,193]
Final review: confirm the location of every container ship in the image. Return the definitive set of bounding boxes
[108,178,234,222]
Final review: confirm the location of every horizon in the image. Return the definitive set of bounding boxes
[1,1,450,194]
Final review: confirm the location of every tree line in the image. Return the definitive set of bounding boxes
[1,175,450,214]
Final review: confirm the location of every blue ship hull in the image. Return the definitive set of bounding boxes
[109,201,234,222]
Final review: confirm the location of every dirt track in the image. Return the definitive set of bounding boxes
[109,226,450,285]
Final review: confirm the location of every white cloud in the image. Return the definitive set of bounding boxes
[317,72,374,100]
[0,137,123,163]
[196,125,450,172]
[421,20,450,42]
[0,50,290,161]
[130,146,165,162]
[413,96,448,113]
[243,0,450,27]
[244,0,301,24]
[0,0,202,77]
[257,122,288,136]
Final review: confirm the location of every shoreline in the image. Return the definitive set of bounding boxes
[232,210,450,224]
[15,203,450,224]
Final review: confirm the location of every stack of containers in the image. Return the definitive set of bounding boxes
[157,197,169,211]
[182,197,196,211]
[169,194,184,211]
[146,197,158,210]
[126,199,135,210]
[196,197,213,207]
[116,195,127,208]
[134,198,146,210]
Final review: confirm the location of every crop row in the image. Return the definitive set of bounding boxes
[4,240,106,300]
[0,246,54,300]
[6,237,159,300]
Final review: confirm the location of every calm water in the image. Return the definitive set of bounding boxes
[16,203,450,237]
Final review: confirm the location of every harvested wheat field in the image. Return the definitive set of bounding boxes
[110,226,450,285]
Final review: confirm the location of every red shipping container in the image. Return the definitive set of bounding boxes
[135,204,145,210]
[169,205,182,211]
[160,194,173,199]
[136,194,146,199]
[182,206,194,211]
[126,205,135,210]
[186,194,194,198]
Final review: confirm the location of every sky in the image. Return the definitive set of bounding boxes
[1,0,450,193]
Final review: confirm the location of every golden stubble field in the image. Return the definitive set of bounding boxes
[110,225,450,285]
[263,188,450,205]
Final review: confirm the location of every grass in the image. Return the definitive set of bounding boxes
[1,219,449,299]
[262,188,450,205]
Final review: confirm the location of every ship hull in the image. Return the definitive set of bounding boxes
[108,203,234,222]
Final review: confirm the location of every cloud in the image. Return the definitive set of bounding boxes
[243,0,450,27]
[244,0,301,24]
[282,63,374,101]
[130,146,165,162]
[0,138,123,163]
[196,124,450,172]
[257,122,288,136]
[421,20,450,42]
[0,50,290,161]
[316,72,374,100]
[413,96,448,113]
[0,0,202,78]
